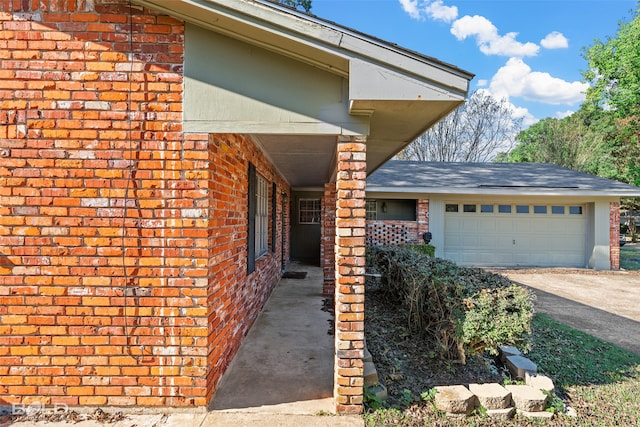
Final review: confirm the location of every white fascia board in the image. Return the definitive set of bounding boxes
[366,187,640,198]
[349,59,467,104]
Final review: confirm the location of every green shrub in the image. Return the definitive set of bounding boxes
[369,245,534,363]
[405,243,435,257]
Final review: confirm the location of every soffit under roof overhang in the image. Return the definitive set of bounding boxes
[133,0,474,187]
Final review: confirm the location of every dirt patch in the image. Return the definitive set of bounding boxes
[365,282,504,407]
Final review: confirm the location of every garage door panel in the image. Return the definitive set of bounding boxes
[444,203,586,268]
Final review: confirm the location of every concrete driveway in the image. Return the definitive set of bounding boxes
[499,269,640,355]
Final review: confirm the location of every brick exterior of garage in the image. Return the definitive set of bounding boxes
[0,0,289,408]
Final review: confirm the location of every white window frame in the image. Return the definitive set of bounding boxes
[299,198,321,224]
[365,200,377,220]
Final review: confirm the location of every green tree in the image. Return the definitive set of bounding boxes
[582,4,640,185]
[583,4,640,118]
[278,0,312,13]
[496,111,615,177]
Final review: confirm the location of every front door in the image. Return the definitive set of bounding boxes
[290,191,322,265]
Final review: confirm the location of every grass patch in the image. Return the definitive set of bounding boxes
[620,244,640,270]
[364,312,640,426]
[527,313,640,425]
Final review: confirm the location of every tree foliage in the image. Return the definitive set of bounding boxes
[583,6,640,118]
[398,90,522,162]
[277,0,312,13]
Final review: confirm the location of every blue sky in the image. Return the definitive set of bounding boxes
[311,0,637,126]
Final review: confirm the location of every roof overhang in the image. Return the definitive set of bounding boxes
[133,0,474,187]
[366,187,640,198]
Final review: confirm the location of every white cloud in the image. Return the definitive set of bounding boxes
[398,0,421,20]
[450,15,539,57]
[510,104,539,127]
[476,79,488,87]
[541,31,569,49]
[425,0,458,23]
[555,110,574,119]
[489,58,589,105]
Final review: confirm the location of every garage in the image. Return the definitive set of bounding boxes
[443,202,587,267]
[366,161,640,270]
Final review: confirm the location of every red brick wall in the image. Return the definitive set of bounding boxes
[206,134,288,401]
[610,201,620,270]
[0,0,288,408]
[364,199,429,246]
[417,199,429,237]
[321,183,336,296]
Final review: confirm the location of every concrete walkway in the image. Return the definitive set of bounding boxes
[3,262,363,427]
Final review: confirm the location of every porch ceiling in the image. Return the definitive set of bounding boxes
[254,98,462,188]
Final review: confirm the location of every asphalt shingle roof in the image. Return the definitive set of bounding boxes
[367,161,640,196]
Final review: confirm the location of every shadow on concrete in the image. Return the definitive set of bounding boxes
[517,283,640,356]
[209,262,335,414]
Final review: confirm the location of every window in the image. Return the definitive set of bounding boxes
[445,204,459,212]
[551,206,565,214]
[255,174,269,257]
[480,204,494,213]
[569,206,583,215]
[516,205,529,214]
[533,205,547,214]
[463,204,477,213]
[498,205,511,213]
[247,163,271,274]
[365,200,377,220]
[299,199,321,224]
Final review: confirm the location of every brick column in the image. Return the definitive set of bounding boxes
[610,201,620,269]
[334,136,366,414]
[322,183,337,296]
[417,199,429,241]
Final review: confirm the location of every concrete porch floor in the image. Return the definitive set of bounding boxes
[207,262,364,426]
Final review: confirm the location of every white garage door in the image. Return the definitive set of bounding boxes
[444,202,586,267]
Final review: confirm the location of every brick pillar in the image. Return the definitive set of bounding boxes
[334,136,366,414]
[322,183,337,296]
[417,199,429,241]
[610,201,620,269]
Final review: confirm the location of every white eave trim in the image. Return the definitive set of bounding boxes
[366,187,640,198]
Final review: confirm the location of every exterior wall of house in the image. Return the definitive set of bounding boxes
[207,133,289,402]
[610,201,620,269]
[365,199,429,246]
[366,196,622,270]
[0,0,288,408]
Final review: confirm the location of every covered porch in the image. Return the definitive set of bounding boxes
[135,0,473,413]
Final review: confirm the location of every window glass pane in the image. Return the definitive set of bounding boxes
[480,204,494,213]
[516,205,529,214]
[299,199,321,223]
[256,175,269,256]
[445,204,458,213]
[533,205,547,214]
[498,205,511,213]
[551,206,565,214]
[463,204,476,213]
[365,200,377,220]
[569,206,583,215]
